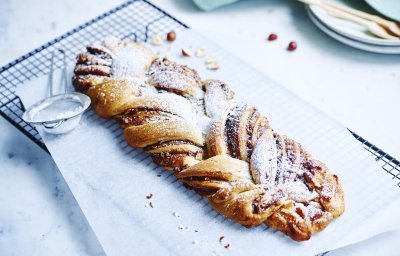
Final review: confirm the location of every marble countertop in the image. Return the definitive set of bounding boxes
[0,0,399,255]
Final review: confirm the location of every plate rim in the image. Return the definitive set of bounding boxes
[308,4,400,47]
[306,6,400,54]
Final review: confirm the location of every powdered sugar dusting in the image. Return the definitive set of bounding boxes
[150,70,197,92]
[204,80,235,119]
[146,92,196,125]
[112,44,152,79]
[251,131,316,203]
[147,60,202,98]
[250,130,277,186]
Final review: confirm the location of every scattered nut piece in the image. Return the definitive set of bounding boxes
[173,211,180,218]
[178,225,185,230]
[182,48,192,57]
[205,57,217,64]
[196,48,206,57]
[207,62,219,71]
[149,202,154,208]
[268,33,278,41]
[194,230,199,233]
[219,236,225,242]
[151,35,163,46]
[166,31,176,42]
[287,41,297,51]
[157,174,162,177]
[146,193,153,199]
[224,243,230,249]
[192,240,199,245]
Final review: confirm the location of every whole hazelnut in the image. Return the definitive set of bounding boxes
[166,31,176,42]
[288,41,297,51]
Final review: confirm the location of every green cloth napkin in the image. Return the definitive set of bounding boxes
[193,0,240,11]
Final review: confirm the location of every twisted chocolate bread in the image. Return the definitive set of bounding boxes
[73,37,344,241]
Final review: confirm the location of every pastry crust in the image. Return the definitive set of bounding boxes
[207,103,270,161]
[86,78,142,118]
[148,58,203,97]
[73,37,345,241]
[73,36,157,92]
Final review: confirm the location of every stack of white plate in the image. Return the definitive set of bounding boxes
[306,1,400,54]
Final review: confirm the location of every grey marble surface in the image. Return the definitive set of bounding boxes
[0,0,121,254]
[0,118,105,255]
[0,0,399,255]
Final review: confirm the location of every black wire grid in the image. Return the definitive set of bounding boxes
[0,0,399,187]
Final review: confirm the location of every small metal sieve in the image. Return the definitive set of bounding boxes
[22,49,91,134]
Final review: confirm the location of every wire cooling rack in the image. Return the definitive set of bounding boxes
[0,0,399,187]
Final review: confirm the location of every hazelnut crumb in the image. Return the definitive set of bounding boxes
[196,48,206,57]
[205,57,217,64]
[172,211,180,218]
[149,202,154,208]
[219,236,225,242]
[146,193,153,199]
[157,174,161,177]
[182,48,192,57]
[192,240,199,245]
[178,225,184,230]
[224,243,230,249]
[207,62,219,71]
[166,31,176,42]
[194,230,198,232]
[151,35,163,46]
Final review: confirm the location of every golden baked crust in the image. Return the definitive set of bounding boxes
[73,37,345,241]
[86,78,142,118]
[206,103,270,161]
[72,37,157,119]
[148,58,203,97]
[179,128,345,241]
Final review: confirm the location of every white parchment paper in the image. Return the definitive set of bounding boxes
[17,30,400,256]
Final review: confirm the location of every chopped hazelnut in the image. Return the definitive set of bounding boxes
[182,48,192,57]
[196,48,206,57]
[207,62,219,71]
[205,57,217,64]
[151,35,163,46]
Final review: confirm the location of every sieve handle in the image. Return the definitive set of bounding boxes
[48,49,68,97]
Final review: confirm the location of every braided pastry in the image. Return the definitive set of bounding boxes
[73,37,345,241]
